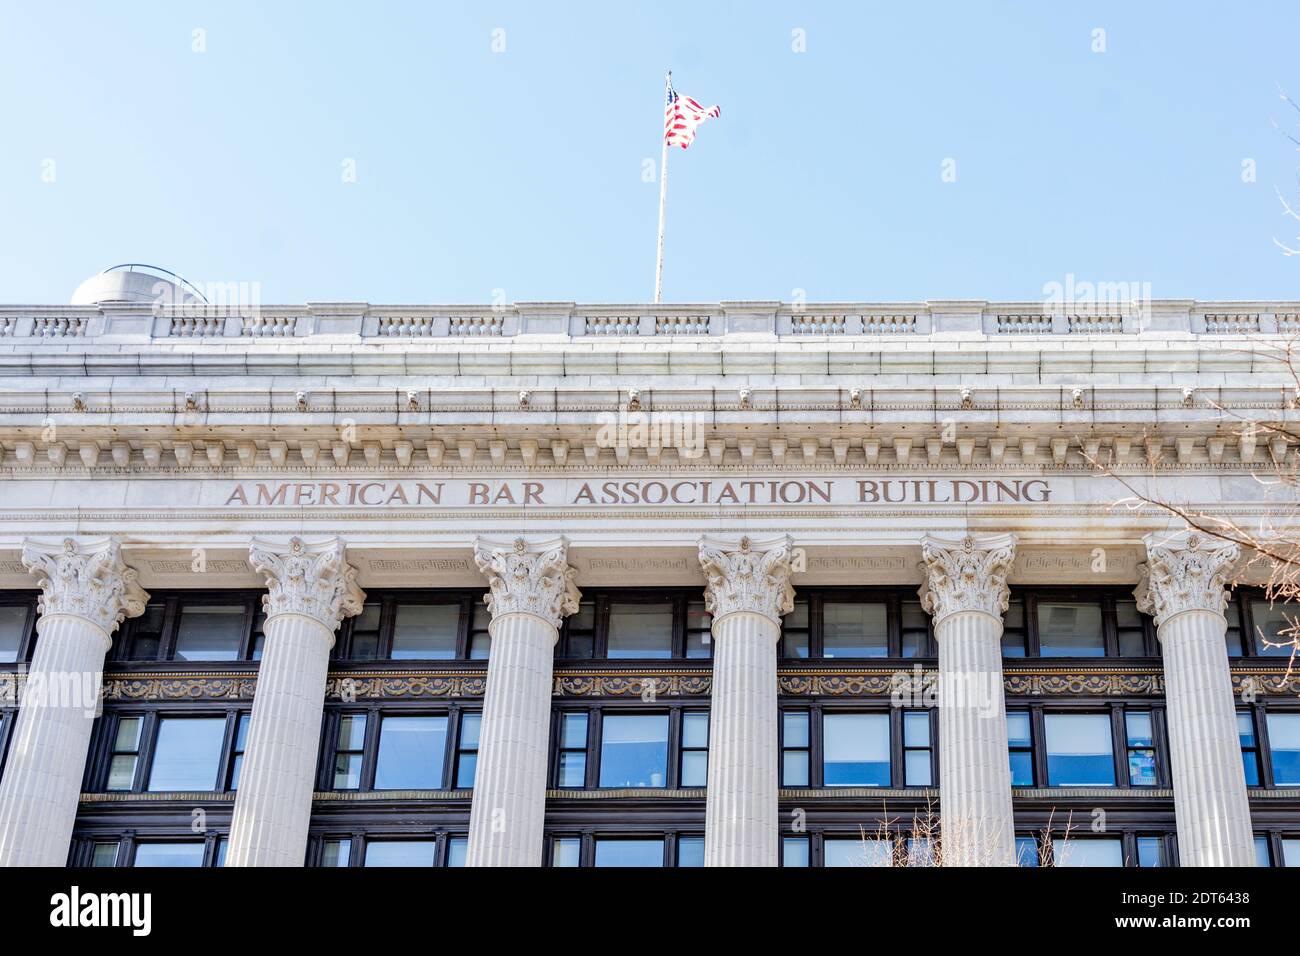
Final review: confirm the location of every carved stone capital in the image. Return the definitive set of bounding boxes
[249,537,365,633]
[21,536,149,636]
[698,534,797,626]
[473,536,580,630]
[918,533,1017,624]
[1134,530,1239,628]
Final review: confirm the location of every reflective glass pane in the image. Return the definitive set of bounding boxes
[1251,601,1299,656]
[1128,750,1158,786]
[1045,713,1115,787]
[607,603,673,659]
[784,601,809,629]
[321,839,351,867]
[456,754,477,789]
[214,839,227,867]
[364,841,436,867]
[1115,600,1141,628]
[1237,712,1257,747]
[1283,839,1300,867]
[459,713,481,749]
[334,754,363,790]
[599,714,669,787]
[782,836,810,867]
[174,605,245,662]
[823,713,890,786]
[677,837,705,867]
[822,603,887,658]
[783,631,810,658]
[680,751,707,787]
[904,750,932,786]
[0,605,26,662]
[1037,602,1105,657]
[783,712,809,748]
[686,602,711,631]
[681,713,708,749]
[467,632,491,660]
[594,838,663,867]
[91,842,119,867]
[338,715,367,750]
[1255,836,1272,867]
[561,713,588,749]
[1137,837,1166,867]
[684,630,711,658]
[1267,714,1300,784]
[107,755,138,791]
[552,837,581,867]
[782,750,810,786]
[570,602,595,631]
[1117,630,1146,657]
[374,715,448,789]
[1125,712,1153,747]
[1006,711,1032,748]
[1004,599,1025,628]
[558,751,586,788]
[1015,836,1039,867]
[114,716,142,751]
[1009,751,1034,787]
[391,604,458,660]
[1052,838,1123,867]
[134,842,205,867]
[147,717,226,791]
[126,604,165,660]
[824,838,891,867]
[1001,629,1026,657]
[903,712,930,748]
[446,837,468,867]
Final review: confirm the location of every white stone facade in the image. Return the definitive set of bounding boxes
[0,298,1296,866]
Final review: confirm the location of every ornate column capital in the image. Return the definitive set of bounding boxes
[917,533,1017,624]
[1134,530,1239,628]
[21,536,149,636]
[249,537,365,632]
[473,536,580,630]
[698,534,797,626]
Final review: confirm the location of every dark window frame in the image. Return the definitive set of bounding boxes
[1226,588,1300,658]
[0,591,39,665]
[1009,588,1157,660]
[775,702,939,789]
[556,589,712,661]
[91,707,250,794]
[550,703,709,791]
[1035,702,1170,789]
[543,830,705,867]
[780,588,934,661]
[112,591,264,664]
[333,590,488,663]
[320,701,481,793]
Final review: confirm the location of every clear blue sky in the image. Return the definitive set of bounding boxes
[2,1,1298,304]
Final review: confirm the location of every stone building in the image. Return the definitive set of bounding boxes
[0,284,1296,866]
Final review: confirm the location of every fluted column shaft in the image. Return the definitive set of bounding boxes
[919,533,1017,867]
[704,609,780,866]
[466,537,579,867]
[227,537,363,867]
[465,612,558,866]
[1137,531,1253,866]
[0,537,147,867]
[699,535,795,868]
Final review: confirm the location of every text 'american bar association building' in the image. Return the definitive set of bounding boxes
[0,271,1299,868]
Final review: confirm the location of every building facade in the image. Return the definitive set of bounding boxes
[0,294,1298,867]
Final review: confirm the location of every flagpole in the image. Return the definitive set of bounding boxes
[653,71,671,304]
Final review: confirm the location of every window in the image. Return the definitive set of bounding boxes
[1124,711,1158,786]
[1255,836,1273,867]
[1136,836,1167,867]
[1052,838,1123,867]
[782,836,810,867]
[555,712,588,787]
[551,837,581,867]
[321,839,352,867]
[0,600,34,663]
[454,712,480,788]
[1006,591,1153,658]
[1007,710,1034,786]
[823,713,890,787]
[173,604,247,661]
[106,716,144,791]
[116,595,261,662]
[594,838,663,867]
[679,712,708,787]
[1239,712,1261,786]
[780,591,932,659]
[1036,601,1104,657]
[333,715,367,789]
[607,602,673,658]
[1283,839,1300,867]
[781,712,810,786]
[146,716,228,792]
[133,842,206,867]
[1015,835,1040,867]
[333,593,489,661]
[822,602,887,658]
[556,592,711,660]
[446,837,468,867]
[374,715,448,790]
[824,837,891,867]
[1251,600,1298,656]
[363,841,437,867]
[227,713,250,790]
[902,711,933,786]
[1267,713,1300,785]
[1225,597,1246,656]
[90,842,121,867]
[1044,713,1115,787]
[391,604,459,659]
[599,713,669,788]
[676,836,705,867]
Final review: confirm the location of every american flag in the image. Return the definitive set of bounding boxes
[664,80,720,150]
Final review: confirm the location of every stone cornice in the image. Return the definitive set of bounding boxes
[20,536,148,636]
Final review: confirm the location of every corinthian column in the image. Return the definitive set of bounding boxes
[0,537,148,867]
[918,533,1017,867]
[226,537,363,867]
[1135,531,1254,866]
[466,537,579,867]
[698,534,796,867]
